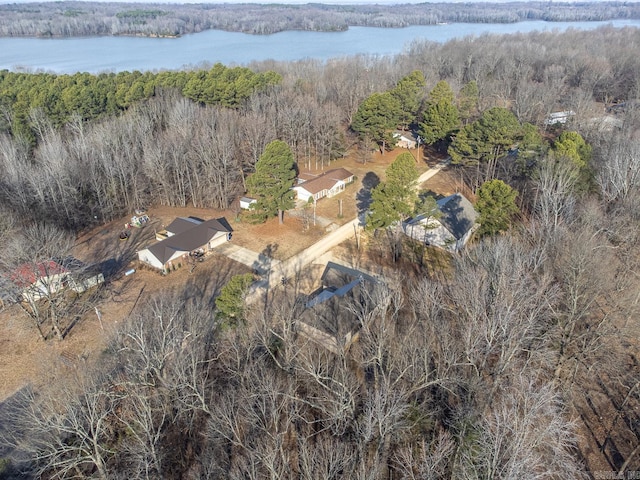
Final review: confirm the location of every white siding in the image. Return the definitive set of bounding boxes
[404,220,457,251]
[21,273,69,302]
[455,223,480,252]
[138,249,164,270]
[294,186,314,202]
[240,198,257,209]
[327,180,345,197]
[404,219,479,252]
[208,232,229,249]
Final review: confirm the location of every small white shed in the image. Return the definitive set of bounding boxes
[240,197,257,210]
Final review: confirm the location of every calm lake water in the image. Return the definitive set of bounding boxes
[2,19,640,74]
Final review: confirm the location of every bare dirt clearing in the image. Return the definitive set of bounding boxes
[0,253,249,401]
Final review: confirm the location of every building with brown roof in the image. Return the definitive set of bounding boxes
[293,168,354,203]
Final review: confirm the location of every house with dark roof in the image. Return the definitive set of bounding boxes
[403,193,479,253]
[137,217,232,271]
[293,168,354,203]
[155,216,204,241]
[298,262,380,354]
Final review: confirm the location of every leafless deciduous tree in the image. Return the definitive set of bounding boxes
[596,137,640,205]
[3,223,77,340]
[545,219,615,386]
[12,372,117,479]
[446,237,556,401]
[532,157,579,236]
[455,376,587,479]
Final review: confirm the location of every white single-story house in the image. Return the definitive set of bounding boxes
[545,111,575,126]
[393,131,418,149]
[7,257,106,303]
[404,193,479,253]
[293,168,355,203]
[239,196,257,210]
[10,261,70,302]
[138,217,232,271]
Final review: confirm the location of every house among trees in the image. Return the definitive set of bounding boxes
[56,257,106,294]
[137,217,232,272]
[293,168,354,203]
[9,261,70,302]
[404,193,479,252]
[393,130,418,149]
[298,262,380,354]
[4,257,106,304]
[544,110,575,126]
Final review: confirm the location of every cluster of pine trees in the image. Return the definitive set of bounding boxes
[0,65,281,146]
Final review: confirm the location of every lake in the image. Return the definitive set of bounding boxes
[2,19,640,74]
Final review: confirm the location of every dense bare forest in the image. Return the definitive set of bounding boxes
[1,23,640,479]
[1,1,640,37]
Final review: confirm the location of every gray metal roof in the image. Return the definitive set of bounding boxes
[320,261,378,286]
[165,217,203,236]
[436,193,479,240]
[305,262,379,308]
[147,217,232,265]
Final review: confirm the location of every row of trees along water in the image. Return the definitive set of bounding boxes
[0,65,281,144]
[1,26,640,232]
[1,1,639,36]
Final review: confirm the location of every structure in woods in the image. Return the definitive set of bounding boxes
[297,262,380,354]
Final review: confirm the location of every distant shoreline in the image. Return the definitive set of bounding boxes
[3,19,639,74]
[0,1,638,38]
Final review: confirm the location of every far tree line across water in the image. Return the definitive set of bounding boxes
[1,22,640,478]
[0,1,639,37]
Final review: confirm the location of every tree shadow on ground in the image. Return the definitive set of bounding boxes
[0,385,35,479]
[356,172,380,216]
[417,189,445,202]
[252,243,279,277]
[182,255,242,310]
